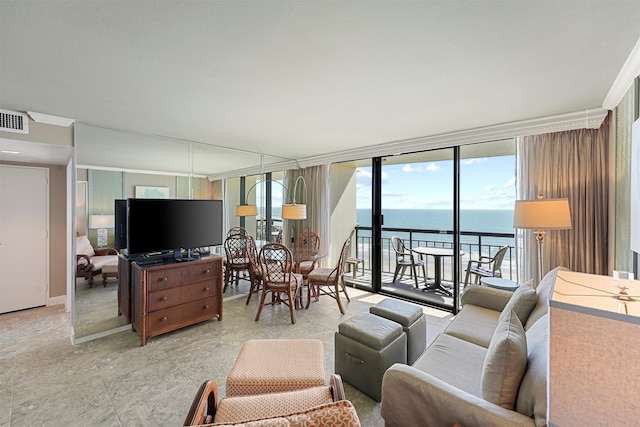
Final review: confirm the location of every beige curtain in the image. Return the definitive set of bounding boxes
[516,115,610,284]
[284,165,330,266]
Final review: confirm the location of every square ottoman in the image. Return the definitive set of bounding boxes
[370,298,427,364]
[226,339,326,396]
[335,312,406,401]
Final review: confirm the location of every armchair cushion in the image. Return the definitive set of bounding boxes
[481,310,527,410]
[211,400,361,427]
[76,235,95,256]
[214,386,333,423]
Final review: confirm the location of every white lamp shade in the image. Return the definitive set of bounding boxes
[513,198,572,229]
[549,270,640,425]
[282,203,306,220]
[89,214,114,229]
[236,204,258,217]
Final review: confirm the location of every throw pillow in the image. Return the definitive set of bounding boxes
[501,284,536,325]
[481,309,528,410]
[76,235,95,257]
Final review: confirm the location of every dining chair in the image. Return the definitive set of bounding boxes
[227,226,249,238]
[255,243,303,324]
[390,236,424,289]
[223,233,250,292]
[463,245,509,288]
[295,230,321,279]
[307,237,351,314]
[244,236,263,305]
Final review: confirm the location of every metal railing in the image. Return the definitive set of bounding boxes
[352,225,517,284]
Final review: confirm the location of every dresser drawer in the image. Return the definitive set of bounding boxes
[183,261,219,284]
[148,280,216,312]
[147,297,218,335]
[147,268,183,291]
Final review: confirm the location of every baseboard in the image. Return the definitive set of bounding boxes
[48,295,66,308]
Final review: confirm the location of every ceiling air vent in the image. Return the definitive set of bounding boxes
[0,109,29,134]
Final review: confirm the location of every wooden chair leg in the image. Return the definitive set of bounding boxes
[254,288,268,321]
[287,288,296,324]
[340,279,350,302]
[334,283,345,314]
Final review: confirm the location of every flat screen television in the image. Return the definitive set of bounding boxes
[127,199,223,256]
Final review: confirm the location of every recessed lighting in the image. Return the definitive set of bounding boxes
[1,150,21,154]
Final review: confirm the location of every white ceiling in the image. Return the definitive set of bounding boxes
[1,1,639,174]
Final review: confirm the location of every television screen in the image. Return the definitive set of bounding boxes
[127,199,223,256]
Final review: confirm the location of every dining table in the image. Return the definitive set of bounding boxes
[412,246,465,296]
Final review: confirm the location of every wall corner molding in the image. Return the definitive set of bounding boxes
[603,37,640,110]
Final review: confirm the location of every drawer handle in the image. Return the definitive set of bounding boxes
[204,269,211,273]
[161,317,168,322]
[161,277,168,281]
[204,287,210,291]
[161,296,168,301]
[204,305,210,309]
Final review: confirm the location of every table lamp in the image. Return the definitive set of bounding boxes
[89,214,115,248]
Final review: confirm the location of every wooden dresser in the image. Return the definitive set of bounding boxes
[131,256,223,346]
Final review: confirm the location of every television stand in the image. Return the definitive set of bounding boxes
[131,256,223,346]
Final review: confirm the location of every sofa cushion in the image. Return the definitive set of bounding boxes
[524,266,568,330]
[210,400,361,427]
[501,284,536,325]
[414,333,487,398]
[481,309,527,410]
[76,235,95,257]
[516,313,549,427]
[443,304,500,348]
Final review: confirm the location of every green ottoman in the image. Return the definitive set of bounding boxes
[370,299,427,364]
[335,312,406,401]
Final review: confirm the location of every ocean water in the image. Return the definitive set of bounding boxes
[356,209,515,252]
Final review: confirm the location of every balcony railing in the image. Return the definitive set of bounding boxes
[352,225,517,284]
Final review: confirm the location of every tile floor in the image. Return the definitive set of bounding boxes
[0,279,453,427]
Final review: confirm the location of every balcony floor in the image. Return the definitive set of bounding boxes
[345,270,458,309]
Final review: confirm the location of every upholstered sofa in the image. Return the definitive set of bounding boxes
[76,235,118,287]
[381,266,566,427]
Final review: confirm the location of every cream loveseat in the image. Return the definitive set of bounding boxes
[381,267,566,427]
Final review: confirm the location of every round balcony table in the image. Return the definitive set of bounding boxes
[412,247,464,296]
[480,277,519,292]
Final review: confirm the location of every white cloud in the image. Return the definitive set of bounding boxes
[426,163,440,172]
[504,177,516,187]
[462,158,489,166]
[403,164,419,173]
[484,185,496,191]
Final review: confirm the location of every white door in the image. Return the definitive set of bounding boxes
[0,165,49,313]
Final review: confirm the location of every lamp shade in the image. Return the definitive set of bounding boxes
[549,270,640,426]
[513,198,572,230]
[281,203,306,220]
[236,204,258,217]
[89,214,114,229]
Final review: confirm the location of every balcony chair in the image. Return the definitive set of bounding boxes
[255,243,303,324]
[390,236,425,289]
[75,235,118,288]
[345,228,364,279]
[463,245,509,288]
[295,230,320,280]
[307,237,351,314]
[183,374,359,426]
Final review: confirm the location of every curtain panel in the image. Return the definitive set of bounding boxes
[516,115,610,284]
[284,165,331,267]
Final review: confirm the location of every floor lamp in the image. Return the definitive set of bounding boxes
[513,196,572,284]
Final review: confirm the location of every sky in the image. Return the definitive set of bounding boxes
[356,155,516,210]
